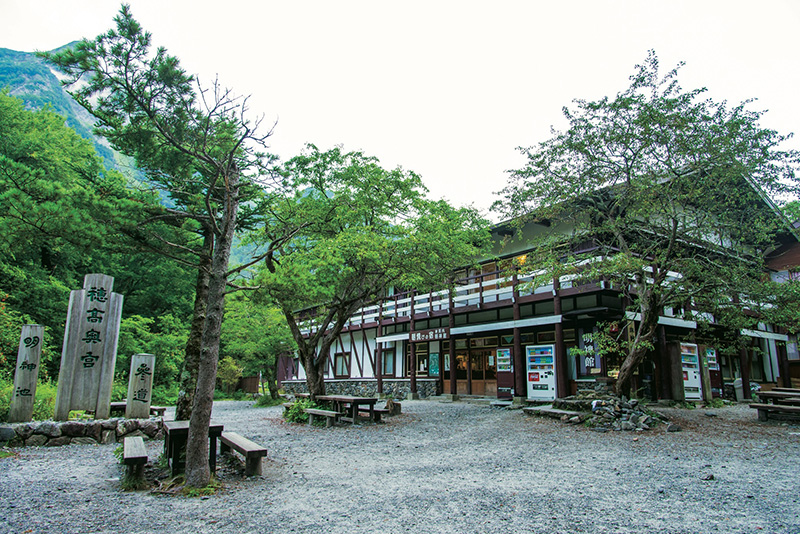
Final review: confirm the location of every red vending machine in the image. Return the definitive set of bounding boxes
[495,348,514,398]
[704,347,723,398]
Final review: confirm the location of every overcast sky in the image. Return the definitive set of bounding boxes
[3,1,800,215]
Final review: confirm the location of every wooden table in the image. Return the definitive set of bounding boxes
[316,395,379,424]
[163,420,224,476]
[758,391,800,405]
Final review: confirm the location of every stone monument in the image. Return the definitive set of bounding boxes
[126,353,156,419]
[54,273,123,420]
[9,324,45,422]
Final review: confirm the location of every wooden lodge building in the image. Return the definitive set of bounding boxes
[281,201,800,403]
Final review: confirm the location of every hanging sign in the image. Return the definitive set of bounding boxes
[409,327,450,342]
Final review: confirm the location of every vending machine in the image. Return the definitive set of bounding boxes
[680,343,703,400]
[526,344,556,400]
[496,348,514,398]
[704,347,722,398]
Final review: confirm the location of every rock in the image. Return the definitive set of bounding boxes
[116,419,139,437]
[25,434,47,447]
[139,420,160,438]
[666,423,682,433]
[568,416,583,424]
[591,427,609,433]
[701,474,715,481]
[101,430,116,444]
[704,412,717,417]
[60,421,86,437]
[36,422,61,438]
[46,436,72,447]
[621,421,636,431]
[15,423,35,440]
[0,426,16,441]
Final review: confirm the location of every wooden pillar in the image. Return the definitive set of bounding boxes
[739,344,751,400]
[512,270,525,401]
[409,291,417,396]
[376,304,383,394]
[553,276,568,398]
[449,287,457,396]
[657,325,672,400]
[777,341,791,388]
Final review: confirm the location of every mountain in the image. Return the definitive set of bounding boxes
[0,44,138,180]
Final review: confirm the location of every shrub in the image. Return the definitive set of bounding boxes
[255,395,283,408]
[283,398,315,423]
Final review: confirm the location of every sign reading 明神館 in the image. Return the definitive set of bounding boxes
[54,274,123,420]
[9,324,45,422]
[126,353,156,419]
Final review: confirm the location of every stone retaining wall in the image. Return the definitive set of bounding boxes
[0,418,164,448]
[282,378,438,399]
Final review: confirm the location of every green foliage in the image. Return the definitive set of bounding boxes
[0,378,57,422]
[116,314,188,388]
[113,444,124,464]
[181,478,221,498]
[282,398,316,424]
[216,356,243,394]
[152,383,179,406]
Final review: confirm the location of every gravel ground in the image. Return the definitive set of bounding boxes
[1,399,799,534]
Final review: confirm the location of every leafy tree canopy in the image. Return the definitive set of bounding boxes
[494,51,800,394]
[252,144,491,396]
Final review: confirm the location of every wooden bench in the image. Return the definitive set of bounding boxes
[358,407,390,422]
[304,408,341,427]
[220,431,268,476]
[122,436,148,484]
[108,402,167,418]
[749,403,800,421]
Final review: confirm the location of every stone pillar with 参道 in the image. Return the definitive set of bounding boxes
[126,353,156,419]
[54,274,123,421]
[8,325,45,422]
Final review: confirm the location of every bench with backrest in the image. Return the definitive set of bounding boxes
[304,408,341,427]
[749,403,800,421]
[220,431,268,476]
[122,436,148,484]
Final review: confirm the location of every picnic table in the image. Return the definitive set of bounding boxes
[757,390,800,405]
[316,395,380,424]
[163,420,224,476]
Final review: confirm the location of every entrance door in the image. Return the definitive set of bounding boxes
[456,349,498,396]
[456,352,469,395]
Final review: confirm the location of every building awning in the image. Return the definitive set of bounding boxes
[741,329,789,342]
[451,315,562,336]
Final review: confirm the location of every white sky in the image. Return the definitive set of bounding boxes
[3,1,800,215]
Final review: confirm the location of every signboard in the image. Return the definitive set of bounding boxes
[126,353,156,419]
[409,327,449,342]
[55,274,123,420]
[429,353,440,376]
[9,325,45,422]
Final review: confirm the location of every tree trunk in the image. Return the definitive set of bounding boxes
[175,236,212,421]
[184,170,239,489]
[301,348,327,400]
[264,361,279,399]
[615,294,659,397]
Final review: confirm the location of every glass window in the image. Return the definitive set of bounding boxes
[381,348,395,377]
[334,352,350,378]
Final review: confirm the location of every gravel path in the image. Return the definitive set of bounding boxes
[1,400,799,534]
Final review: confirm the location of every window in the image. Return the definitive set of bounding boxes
[334,352,350,378]
[382,348,395,377]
